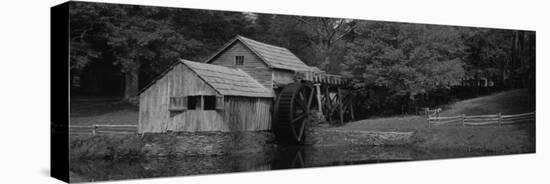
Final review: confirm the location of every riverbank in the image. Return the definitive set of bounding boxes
[68,89,535,182]
[69,138,510,182]
[68,123,533,182]
[69,128,416,161]
[70,122,534,162]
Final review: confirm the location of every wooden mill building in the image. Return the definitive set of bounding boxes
[138,35,339,133]
[204,35,320,90]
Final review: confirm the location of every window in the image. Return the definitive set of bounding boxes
[203,96,216,110]
[170,95,223,111]
[235,56,244,65]
[187,96,201,110]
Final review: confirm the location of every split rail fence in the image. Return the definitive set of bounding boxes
[427,112,535,126]
[69,124,138,135]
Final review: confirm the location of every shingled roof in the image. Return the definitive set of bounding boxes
[181,59,273,98]
[205,35,316,72]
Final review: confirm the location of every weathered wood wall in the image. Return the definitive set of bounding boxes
[224,97,272,131]
[139,64,272,133]
[209,41,273,89]
[139,64,222,133]
[272,69,295,87]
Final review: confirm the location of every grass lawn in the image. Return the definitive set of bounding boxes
[334,89,535,153]
[70,97,138,126]
[337,88,535,132]
[440,89,535,116]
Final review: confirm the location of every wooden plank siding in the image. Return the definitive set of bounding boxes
[139,64,222,133]
[224,97,272,131]
[208,41,274,90]
[139,63,272,133]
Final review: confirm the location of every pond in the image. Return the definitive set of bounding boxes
[69,145,503,182]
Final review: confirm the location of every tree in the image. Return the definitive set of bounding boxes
[294,17,356,73]
[100,5,193,101]
[462,28,535,90]
[69,3,204,101]
[250,15,356,73]
[343,21,467,114]
[69,2,262,100]
[69,1,535,107]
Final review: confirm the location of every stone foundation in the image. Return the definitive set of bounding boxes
[69,131,275,159]
[310,127,415,147]
[141,131,275,157]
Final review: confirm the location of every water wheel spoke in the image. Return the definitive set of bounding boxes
[296,118,307,140]
[292,151,305,168]
[298,90,306,101]
[307,87,314,108]
[291,122,304,141]
[294,93,308,111]
[292,113,307,124]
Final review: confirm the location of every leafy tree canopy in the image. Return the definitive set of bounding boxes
[343,22,467,98]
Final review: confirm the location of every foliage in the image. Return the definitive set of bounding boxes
[252,15,356,73]
[462,29,535,89]
[343,22,467,98]
[69,2,255,99]
[68,2,535,115]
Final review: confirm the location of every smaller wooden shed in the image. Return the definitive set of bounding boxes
[138,59,274,133]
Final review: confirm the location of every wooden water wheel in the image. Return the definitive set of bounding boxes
[273,83,316,144]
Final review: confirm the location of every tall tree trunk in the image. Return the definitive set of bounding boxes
[323,54,331,72]
[318,43,332,71]
[123,65,139,103]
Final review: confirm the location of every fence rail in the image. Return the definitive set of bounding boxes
[69,124,138,135]
[428,112,535,126]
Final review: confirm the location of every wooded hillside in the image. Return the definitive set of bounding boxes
[69,2,535,116]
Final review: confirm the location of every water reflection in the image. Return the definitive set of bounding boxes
[272,146,306,169]
[70,145,501,182]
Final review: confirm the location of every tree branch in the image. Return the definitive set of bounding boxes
[333,23,357,42]
[327,19,346,45]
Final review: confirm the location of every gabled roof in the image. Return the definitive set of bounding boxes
[205,35,315,72]
[181,59,273,98]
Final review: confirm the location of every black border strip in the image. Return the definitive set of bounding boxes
[51,1,70,183]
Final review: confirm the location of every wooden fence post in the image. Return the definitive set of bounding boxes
[498,113,502,126]
[426,111,432,128]
[424,108,430,118]
[462,114,466,126]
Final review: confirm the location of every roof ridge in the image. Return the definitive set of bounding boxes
[182,59,242,72]
[237,35,287,50]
